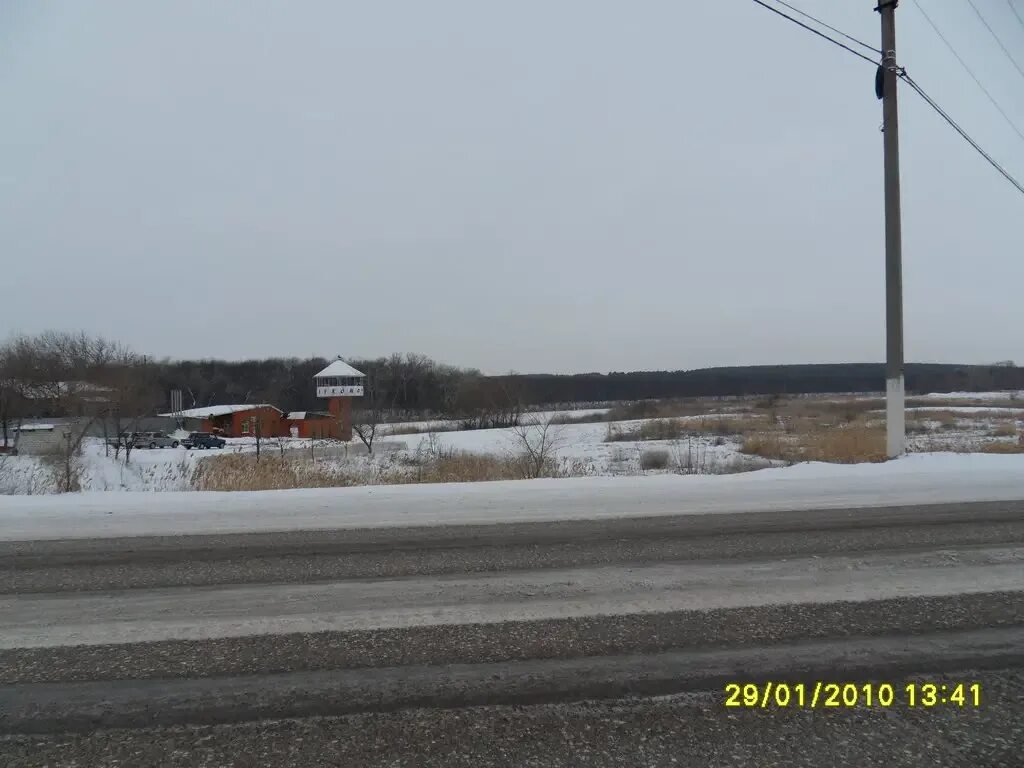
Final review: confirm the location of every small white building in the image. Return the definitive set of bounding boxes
[314,359,365,398]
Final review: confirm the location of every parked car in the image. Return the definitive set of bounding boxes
[183,431,226,449]
[135,431,180,449]
[109,431,181,449]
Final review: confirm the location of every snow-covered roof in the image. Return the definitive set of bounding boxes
[16,423,55,432]
[157,404,283,419]
[314,360,365,379]
[287,412,306,420]
[286,411,332,420]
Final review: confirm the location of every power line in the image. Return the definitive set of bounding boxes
[964,0,1024,82]
[898,70,1024,197]
[749,0,1024,198]
[1007,0,1024,34]
[769,0,880,55]
[911,0,1024,144]
[749,0,879,67]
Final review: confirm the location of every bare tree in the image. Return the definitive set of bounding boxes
[0,332,157,483]
[94,347,159,465]
[0,341,31,452]
[45,421,91,493]
[254,413,263,462]
[507,411,566,479]
[352,369,389,455]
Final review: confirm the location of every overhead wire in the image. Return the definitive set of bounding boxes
[911,0,1024,143]
[964,0,1024,81]
[748,0,879,66]
[747,0,1024,199]
[1008,0,1024,33]
[768,0,881,55]
[898,70,1024,197]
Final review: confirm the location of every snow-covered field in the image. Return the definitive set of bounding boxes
[0,415,760,495]
[2,452,1023,540]
[2,391,1022,498]
[915,391,1024,401]
[905,406,1024,414]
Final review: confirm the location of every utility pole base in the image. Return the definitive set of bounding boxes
[886,375,905,458]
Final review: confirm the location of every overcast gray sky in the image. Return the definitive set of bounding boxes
[2,1,1022,374]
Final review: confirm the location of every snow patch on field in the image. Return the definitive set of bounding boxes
[915,391,1024,401]
[3,395,1022,498]
[1,453,1023,540]
[904,406,1024,414]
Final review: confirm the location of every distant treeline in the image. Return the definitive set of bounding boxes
[9,332,1020,431]
[499,363,1024,404]
[150,358,1024,415]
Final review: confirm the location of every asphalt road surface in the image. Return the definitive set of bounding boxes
[2,500,1023,766]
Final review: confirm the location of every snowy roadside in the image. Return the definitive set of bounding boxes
[1,452,1023,541]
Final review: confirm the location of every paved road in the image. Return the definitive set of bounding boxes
[2,500,1023,766]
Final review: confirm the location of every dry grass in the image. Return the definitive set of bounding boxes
[803,424,887,463]
[605,419,685,442]
[192,448,574,491]
[603,399,739,421]
[990,423,1019,438]
[548,412,609,425]
[686,415,768,436]
[739,432,789,462]
[605,415,766,443]
[192,454,361,491]
[787,398,885,423]
[411,452,555,482]
[980,442,1024,454]
[905,417,933,435]
[741,423,886,464]
[383,423,458,436]
[926,410,959,429]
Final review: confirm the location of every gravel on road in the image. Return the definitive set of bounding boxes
[3,592,1022,685]
[1,668,1020,767]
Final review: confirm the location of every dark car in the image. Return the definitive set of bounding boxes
[182,431,226,449]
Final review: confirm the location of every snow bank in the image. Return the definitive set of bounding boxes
[916,391,1024,401]
[904,407,1024,414]
[1,453,1022,541]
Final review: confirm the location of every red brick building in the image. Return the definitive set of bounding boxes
[160,404,286,438]
[284,411,338,439]
[160,360,365,440]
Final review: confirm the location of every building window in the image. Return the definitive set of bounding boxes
[241,420,249,434]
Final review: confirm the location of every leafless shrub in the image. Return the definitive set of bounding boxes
[0,454,17,494]
[508,414,566,479]
[669,438,708,474]
[42,443,84,493]
[639,449,670,470]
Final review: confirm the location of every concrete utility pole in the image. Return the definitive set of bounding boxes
[877,0,905,457]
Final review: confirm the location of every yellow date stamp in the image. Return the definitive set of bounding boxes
[724,682,982,709]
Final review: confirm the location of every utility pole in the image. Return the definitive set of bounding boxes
[877,0,904,457]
